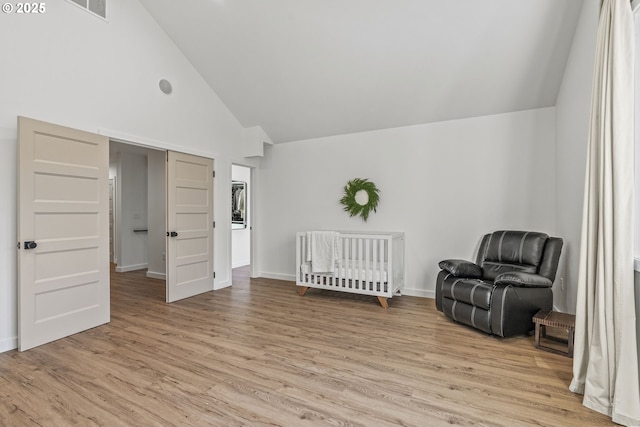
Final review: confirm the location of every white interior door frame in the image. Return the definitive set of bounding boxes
[249,166,258,278]
[231,162,256,277]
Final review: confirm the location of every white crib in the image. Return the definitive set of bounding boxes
[296,231,405,308]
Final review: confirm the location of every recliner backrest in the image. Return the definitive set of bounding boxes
[537,237,563,282]
[478,231,549,281]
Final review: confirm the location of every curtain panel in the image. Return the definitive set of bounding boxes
[570,0,639,425]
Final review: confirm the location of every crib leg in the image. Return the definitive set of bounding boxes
[377,296,389,309]
[298,286,309,296]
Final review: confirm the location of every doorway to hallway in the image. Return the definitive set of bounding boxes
[231,164,251,273]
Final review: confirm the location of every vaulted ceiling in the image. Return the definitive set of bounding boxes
[138,0,584,143]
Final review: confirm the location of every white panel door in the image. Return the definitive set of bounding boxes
[18,117,110,351]
[166,151,214,302]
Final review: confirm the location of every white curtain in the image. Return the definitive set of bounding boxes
[570,0,640,425]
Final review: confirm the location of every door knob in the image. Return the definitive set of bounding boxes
[24,241,38,250]
[170,231,178,237]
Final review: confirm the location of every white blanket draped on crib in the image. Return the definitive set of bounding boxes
[306,231,341,273]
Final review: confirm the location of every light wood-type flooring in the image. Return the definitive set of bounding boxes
[0,266,614,426]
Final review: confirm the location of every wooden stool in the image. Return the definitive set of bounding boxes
[532,310,575,358]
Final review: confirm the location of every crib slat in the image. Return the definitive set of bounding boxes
[357,238,363,289]
[338,236,343,283]
[388,235,395,296]
[372,238,378,291]
[378,238,383,289]
[348,237,354,288]
[343,237,348,287]
[297,234,302,283]
[359,238,364,291]
[334,240,341,288]
[371,239,376,289]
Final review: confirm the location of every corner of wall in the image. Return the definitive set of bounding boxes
[551,0,599,314]
[0,337,17,353]
[214,280,232,291]
[243,126,273,158]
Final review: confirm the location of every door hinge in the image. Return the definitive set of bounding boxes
[212,170,216,178]
[213,221,215,228]
[213,272,216,278]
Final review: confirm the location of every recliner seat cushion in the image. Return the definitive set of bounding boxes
[494,271,553,288]
[440,277,493,310]
[481,262,537,281]
[441,298,492,334]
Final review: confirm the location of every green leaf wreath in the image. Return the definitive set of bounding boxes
[339,178,380,221]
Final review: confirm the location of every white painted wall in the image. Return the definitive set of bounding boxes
[232,165,251,268]
[116,150,149,272]
[633,4,640,371]
[554,0,599,314]
[147,149,167,279]
[255,108,557,296]
[0,127,18,352]
[635,9,640,263]
[0,0,257,352]
[108,163,118,264]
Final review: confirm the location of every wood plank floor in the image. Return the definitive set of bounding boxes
[0,266,614,426]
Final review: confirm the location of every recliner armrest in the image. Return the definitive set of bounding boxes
[494,272,552,288]
[438,259,482,278]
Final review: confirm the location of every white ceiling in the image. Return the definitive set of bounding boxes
[138,0,584,143]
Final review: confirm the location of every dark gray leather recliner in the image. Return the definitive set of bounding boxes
[435,230,563,337]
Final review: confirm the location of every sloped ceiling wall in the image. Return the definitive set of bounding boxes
[139,0,585,143]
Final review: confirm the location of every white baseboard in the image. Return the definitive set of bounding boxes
[259,272,296,282]
[401,287,435,299]
[232,260,250,269]
[0,336,18,353]
[215,280,231,290]
[115,263,148,273]
[146,271,166,280]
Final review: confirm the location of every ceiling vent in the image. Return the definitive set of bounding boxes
[67,0,107,20]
